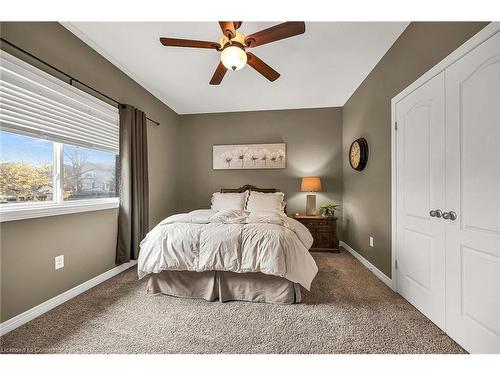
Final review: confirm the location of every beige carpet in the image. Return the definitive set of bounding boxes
[0,249,465,354]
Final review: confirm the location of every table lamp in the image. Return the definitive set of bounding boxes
[301,176,322,215]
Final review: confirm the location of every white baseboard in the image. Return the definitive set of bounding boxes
[340,241,395,290]
[0,260,137,336]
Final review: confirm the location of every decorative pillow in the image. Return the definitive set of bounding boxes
[245,191,285,213]
[211,191,249,211]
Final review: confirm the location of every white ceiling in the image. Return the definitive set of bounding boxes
[63,22,409,114]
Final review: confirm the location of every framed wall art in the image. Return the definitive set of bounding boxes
[213,143,286,170]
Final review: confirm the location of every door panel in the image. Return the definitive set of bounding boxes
[404,104,431,219]
[402,229,432,291]
[445,31,500,353]
[461,58,500,235]
[461,246,500,336]
[396,72,446,329]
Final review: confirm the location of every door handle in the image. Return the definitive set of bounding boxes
[429,209,442,218]
[442,211,457,221]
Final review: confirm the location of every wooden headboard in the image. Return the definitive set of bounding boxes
[220,184,280,194]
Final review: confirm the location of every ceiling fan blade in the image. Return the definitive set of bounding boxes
[246,53,280,82]
[209,62,227,85]
[245,22,305,48]
[218,22,237,39]
[160,37,220,50]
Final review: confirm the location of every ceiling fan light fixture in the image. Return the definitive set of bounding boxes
[159,21,306,84]
[221,45,247,71]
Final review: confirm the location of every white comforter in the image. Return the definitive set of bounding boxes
[137,209,318,290]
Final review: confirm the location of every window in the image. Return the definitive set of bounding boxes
[0,51,119,221]
[0,131,54,204]
[63,145,117,201]
[0,130,118,221]
[0,131,117,204]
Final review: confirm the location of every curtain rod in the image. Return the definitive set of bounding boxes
[0,37,160,126]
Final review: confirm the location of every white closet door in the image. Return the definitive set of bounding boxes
[396,72,446,329]
[445,31,500,354]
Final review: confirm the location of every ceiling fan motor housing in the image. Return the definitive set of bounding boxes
[220,32,247,49]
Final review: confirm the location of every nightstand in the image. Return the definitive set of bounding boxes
[293,215,339,252]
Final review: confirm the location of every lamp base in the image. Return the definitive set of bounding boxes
[305,194,317,215]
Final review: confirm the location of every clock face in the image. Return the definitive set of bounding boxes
[349,138,368,171]
[350,141,361,168]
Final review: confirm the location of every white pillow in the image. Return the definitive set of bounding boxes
[246,191,285,213]
[211,192,249,211]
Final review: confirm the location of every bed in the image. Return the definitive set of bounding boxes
[137,185,318,304]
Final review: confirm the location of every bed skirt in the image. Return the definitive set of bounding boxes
[147,270,301,304]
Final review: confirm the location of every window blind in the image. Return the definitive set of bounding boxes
[0,50,119,154]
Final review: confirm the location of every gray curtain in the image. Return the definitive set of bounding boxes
[116,104,149,264]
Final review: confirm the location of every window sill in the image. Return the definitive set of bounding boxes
[0,198,119,222]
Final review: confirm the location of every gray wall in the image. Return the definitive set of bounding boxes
[0,22,179,322]
[342,22,489,277]
[178,108,343,224]
[1,211,118,322]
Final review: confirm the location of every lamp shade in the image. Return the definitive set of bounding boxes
[301,176,322,192]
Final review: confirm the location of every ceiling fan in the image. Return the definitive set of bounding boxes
[159,21,306,85]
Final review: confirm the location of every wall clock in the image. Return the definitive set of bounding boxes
[349,138,369,171]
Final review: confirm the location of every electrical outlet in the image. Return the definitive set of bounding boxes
[369,236,374,247]
[55,255,64,270]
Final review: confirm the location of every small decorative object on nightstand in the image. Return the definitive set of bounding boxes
[300,176,322,215]
[293,214,339,252]
[318,202,339,217]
